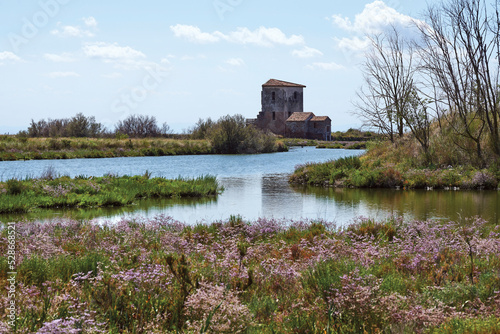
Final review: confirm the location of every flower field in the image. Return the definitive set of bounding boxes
[1,215,500,333]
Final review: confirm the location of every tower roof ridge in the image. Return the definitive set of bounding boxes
[262,79,306,88]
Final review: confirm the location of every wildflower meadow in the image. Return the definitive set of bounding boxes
[1,215,499,333]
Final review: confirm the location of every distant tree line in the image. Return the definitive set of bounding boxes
[21,114,172,138]
[19,112,284,154]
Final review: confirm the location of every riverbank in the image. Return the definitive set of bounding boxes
[0,136,289,161]
[0,136,215,161]
[1,216,499,333]
[284,138,367,150]
[290,141,500,190]
[0,173,222,214]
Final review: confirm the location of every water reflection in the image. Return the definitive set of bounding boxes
[0,148,498,226]
[1,196,216,223]
[293,186,500,224]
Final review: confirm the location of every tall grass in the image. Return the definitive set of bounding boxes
[0,136,214,161]
[0,133,286,161]
[290,140,500,189]
[0,174,222,213]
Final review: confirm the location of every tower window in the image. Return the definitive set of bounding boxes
[272,92,275,101]
[272,112,276,120]
[294,92,298,100]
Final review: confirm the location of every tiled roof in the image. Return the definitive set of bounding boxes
[311,116,330,122]
[263,79,306,88]
[286,112,314,122]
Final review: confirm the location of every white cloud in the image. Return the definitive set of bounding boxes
[83,16,98,28]
[306,62,345,71]
[225,58,245,66]
[51,25,94,38]
[44,52,76,62]
[83,42,146,60]
[83,42,167,71]
[170,24,304,47]
[332,1,415,35]
[292,46,323,58]
[225,27,304,46]
[0,51,21,63]
[51,18,98,38]
[47,71,80,78]
[331,1,423,57]
[170,24,222,43]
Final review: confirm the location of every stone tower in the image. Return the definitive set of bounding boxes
[255,79,306,136]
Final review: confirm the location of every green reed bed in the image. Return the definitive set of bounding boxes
[1,215,499,333]
[0,174,222,214]
[0,136,214,161]
[290,154,500,190]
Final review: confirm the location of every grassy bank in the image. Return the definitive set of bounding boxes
[0,173,222,214]
[1,216,499,333]
[283,138,367,150]
[282,129,378,150]
[290,141,500,189]
[0,136,214,161]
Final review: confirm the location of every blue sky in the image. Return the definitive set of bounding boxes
[0,0,433,134]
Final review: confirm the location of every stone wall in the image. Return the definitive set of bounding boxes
[261,86,304,114]
[308,119,332,141]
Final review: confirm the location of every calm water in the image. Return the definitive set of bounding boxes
[0,147,498,226]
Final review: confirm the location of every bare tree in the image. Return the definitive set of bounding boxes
[417,0,500,164]
[354,83,397,142]
[354,27,416,143]
[404,90,431,155]
[115,114,170,138]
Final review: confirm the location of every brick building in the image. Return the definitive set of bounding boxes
[248,79,332,140]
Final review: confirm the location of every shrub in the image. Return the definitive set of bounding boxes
[115,114,171,138]
[6,179,24,195]
[467,170,498,189]
[379,167,403,187]
[207,114,280,154]
[334,156,362,170]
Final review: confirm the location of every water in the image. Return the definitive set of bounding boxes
[0,147,498,226]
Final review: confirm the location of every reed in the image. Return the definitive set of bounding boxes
[0,174,222,214]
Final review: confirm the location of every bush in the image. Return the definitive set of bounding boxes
[115,114,171,138]
[196,114,280,154]
[6,179,24,195]
[28,113,106,138]
[467,170,498,189]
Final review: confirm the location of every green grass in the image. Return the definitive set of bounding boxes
[0,173,222,213]
[0,134,288,160]
[0,136,214,161]
[3,216,499,333]
[290,141,500,189]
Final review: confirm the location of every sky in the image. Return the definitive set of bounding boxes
[0,0,434,134]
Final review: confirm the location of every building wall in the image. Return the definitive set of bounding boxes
[261,87,304,114]
[255,111,290,136]
[307,120,332,141]
[286,120,309,138]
